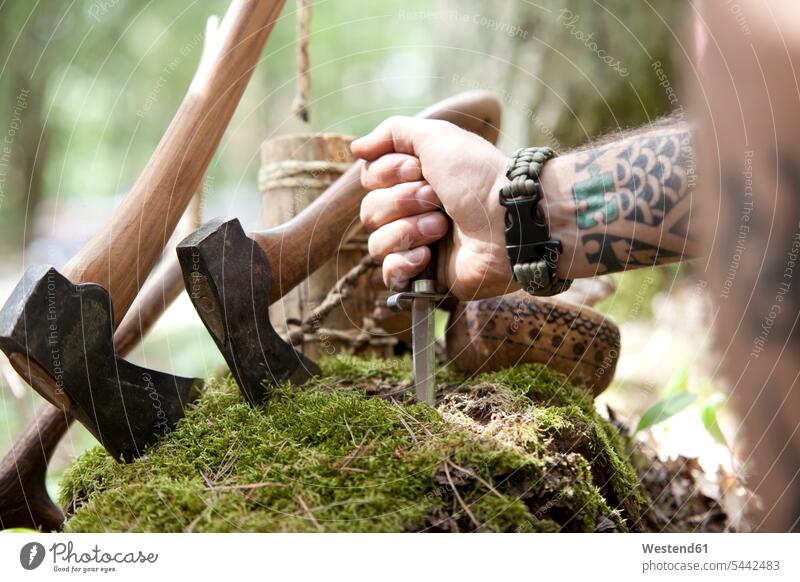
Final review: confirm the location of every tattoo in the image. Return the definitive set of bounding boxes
[581,233,683,274]
[572,163,618,228]
[572,131,692,229]
[668,210,692,240]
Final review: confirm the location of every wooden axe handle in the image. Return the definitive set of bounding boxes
[111,12,215,354]
[0,405,69,531]
[63,0,286,328]
[251,90,503,304]
[115,190,205,355]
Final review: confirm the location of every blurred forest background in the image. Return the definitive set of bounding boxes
[2,0,732,505]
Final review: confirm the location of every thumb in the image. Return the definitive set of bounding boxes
[351,116,429,161]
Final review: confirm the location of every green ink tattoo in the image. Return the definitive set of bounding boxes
[572,163,618,229]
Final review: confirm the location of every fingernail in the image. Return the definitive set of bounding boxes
[388,276,409,291]
[404,247,426,265]
[417,213,446,236]
[416,184,435,202]
[399,158,421,181]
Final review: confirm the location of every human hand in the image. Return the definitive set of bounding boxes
[352,117,518,300]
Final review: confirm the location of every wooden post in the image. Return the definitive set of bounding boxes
[259,134,393,359]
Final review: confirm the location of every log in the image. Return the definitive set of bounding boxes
[445,292,620,396]
[259,134,393,359]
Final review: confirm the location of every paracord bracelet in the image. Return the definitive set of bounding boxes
[499,146,572,297]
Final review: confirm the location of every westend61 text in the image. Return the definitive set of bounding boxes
[642,543,708,554]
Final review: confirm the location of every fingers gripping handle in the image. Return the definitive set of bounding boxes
[412,236,439,294]
[387,227,448,312]
[257,90,502,305]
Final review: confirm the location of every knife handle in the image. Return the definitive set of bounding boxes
[412,231,440,294]
[386,219,447,312]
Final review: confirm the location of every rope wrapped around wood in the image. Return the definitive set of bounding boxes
[282,254,396,350]
[258,160,354,192]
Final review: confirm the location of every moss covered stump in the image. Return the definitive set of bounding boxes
[59,357,648,532]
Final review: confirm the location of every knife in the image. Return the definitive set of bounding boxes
[387,237,444,405]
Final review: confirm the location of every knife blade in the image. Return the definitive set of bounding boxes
[387,238,440,405]
[410,278,437,405]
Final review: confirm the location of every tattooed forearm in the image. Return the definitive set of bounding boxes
[581,233,684,274]
[573,129,694,228]
[549,124,698,275]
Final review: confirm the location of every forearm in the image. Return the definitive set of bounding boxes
[696,0,800,532]
[537,120,699,278]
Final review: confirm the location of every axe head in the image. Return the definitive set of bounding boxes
[177,218,320,406]
[0,265,202,462]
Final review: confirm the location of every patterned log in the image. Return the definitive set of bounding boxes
[445,291,620,397]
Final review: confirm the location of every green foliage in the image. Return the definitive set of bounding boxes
[635,390,696,433]
[700,394,728,448]
[663,366,690,396]
[634,367,730,448]
[59,357,648,532]
[0,1,687,252]
[0,0,438,251]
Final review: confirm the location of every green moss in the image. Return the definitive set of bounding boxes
[59,357,648,532]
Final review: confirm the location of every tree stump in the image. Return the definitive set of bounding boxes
[58,357,651,532]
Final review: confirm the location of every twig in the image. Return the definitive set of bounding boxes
[200,472,213,488]
[211,442,240,483]
[391,401,433,437]
[443,460,481,530]
[205,481,283,492]
[185,508,209,533]
[334,434,379,472]
[447,459,504,500]
[396,412,419,444]
[296,494,323,531]
[343,414,357,447]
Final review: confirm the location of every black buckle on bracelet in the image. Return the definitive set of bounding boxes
[499,194,561,267]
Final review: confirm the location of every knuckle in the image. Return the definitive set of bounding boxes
[359,204,373,231]
[394,222,414,252]
[360,163,371,188]
[367,233,382,258]
[375,160,394,183]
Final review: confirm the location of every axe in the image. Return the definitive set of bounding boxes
[0,0,287,529]
[0,278,198,531]
[178,90,502,405]
[0,187,204,533]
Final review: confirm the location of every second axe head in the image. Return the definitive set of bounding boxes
[177,219,320,406]
[178,90,502,405]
